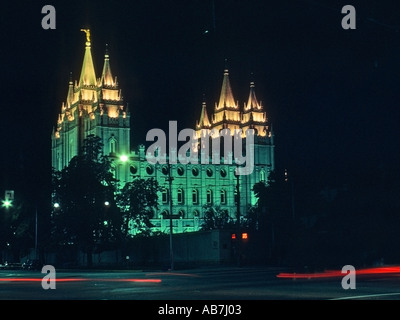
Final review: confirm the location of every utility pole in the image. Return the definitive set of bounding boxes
[167,162,174,271]
[235,167,241,267]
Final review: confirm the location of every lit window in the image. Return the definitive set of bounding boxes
[260,169,265,182]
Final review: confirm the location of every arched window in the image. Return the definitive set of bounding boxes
[192,189,199,204]
[177,188,184,204]
[220,189,227,204]
[110,139,116,154]
[161,188,169,203]
[260,169,265,182]
[161,210,169,218]
[206,189,213,204]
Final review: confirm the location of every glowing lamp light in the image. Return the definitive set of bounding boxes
[53,203,60,208]
[1,200,12,208]
[231,233,236,239]
[120,155,128,162]
[242,233,248,240]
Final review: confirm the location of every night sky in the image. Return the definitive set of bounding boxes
[1,0,399,207]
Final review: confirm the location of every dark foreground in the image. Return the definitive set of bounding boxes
[1,265,400,300]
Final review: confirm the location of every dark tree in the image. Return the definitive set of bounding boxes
[251,170,293,265]
[0,201,31,262]
[51,135,121,267]
[200,204,235,230]
[116,177,161,237]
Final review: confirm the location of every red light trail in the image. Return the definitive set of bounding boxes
[0,278,161,283]
[276,265,400,279]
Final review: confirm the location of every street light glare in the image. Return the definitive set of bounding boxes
[1,200,12,208]
[120,155,128,162]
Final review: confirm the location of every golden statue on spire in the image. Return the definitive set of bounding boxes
[80,28,91,42]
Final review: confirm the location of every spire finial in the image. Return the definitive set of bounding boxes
[80,28,91,44]
[105,43,109,57]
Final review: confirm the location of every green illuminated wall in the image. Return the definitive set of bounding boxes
[51,34,275,234]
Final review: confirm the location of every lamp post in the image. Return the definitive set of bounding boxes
[2,192,39,261]
[235,167,241,267]
[167,162,174,271]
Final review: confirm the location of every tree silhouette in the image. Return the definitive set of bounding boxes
[116,177,161,237]
[200,204,235,230]
[51,135,120,267]
[251,170,293,265]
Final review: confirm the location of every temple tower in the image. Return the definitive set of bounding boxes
[51,30,131,184]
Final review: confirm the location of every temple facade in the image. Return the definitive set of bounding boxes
[51,31,275,234]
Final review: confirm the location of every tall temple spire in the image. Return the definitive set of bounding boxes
[52,30,130,175]
[79,29,97,87]
[196,100,212,130]
[66,72,74,107]
[242,81,268,136]
[245,81,261,111]
[101,44,114,86]
[210,67,241,134]
[216,68,237,110]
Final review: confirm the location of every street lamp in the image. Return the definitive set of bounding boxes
[167,162,174,271]
[1,199,12,208]
[2,194,38,260]
[235,166,241,267]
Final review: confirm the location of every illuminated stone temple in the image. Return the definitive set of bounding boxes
[51,31,275,234]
